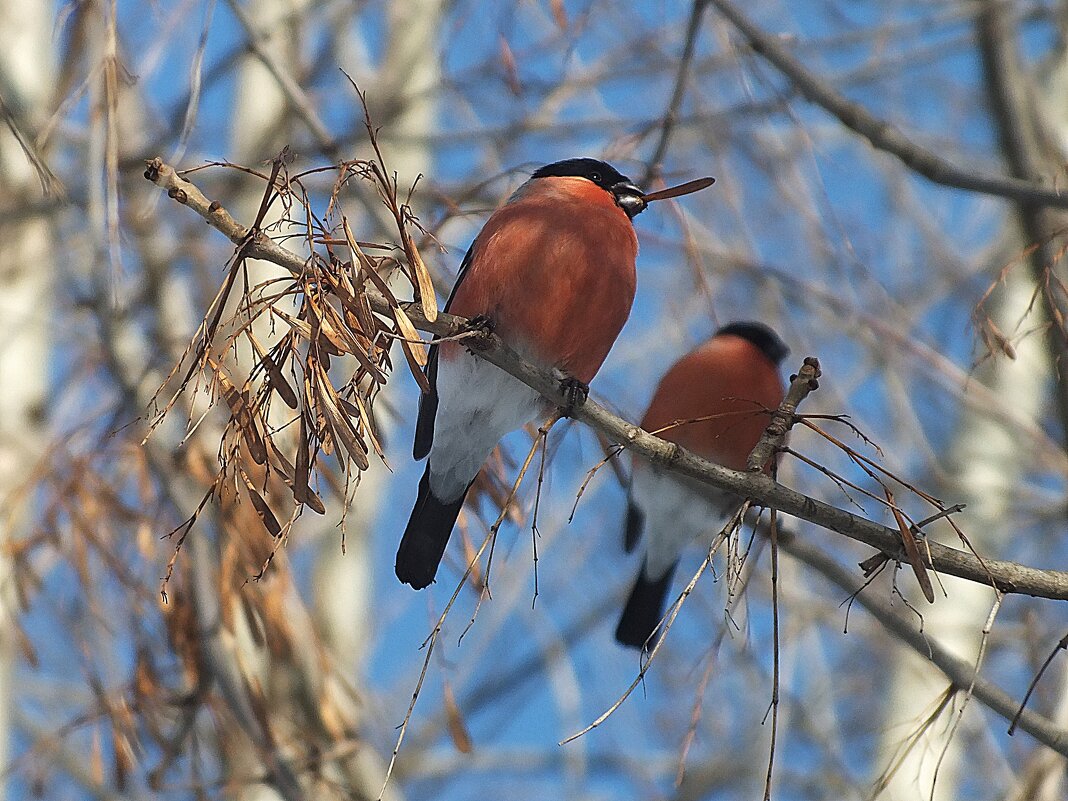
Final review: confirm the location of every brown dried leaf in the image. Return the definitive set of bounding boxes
[317,331,344,357]
[136,519,154,561]
[267,436,326,514]
[343,217,376,277]
[240,469,283,538]
[858,552,890,576]
[393,304,427,365]
[348,392,389,463]
[239,594,267,647]
[210,358,268,465]
[317,404,336,456]
[342,304,374,349]
[499,35,522,96]
[352,247,402,308]
[271,307,315,341]
[550,0,567,29]
[344,216,413,332]
[319,297,387,383]
[885,489,935,603]
[248,331,299,409]
[341,284,380,345]
[406,234,439,323]
[398,335,431,394]
[313,364,370,470]
[91,727,104,786]
[294,405,314,508]
[981,317,1017,360]
[112,721,131,790]
[134,649,157,702]
[305,293,343,358]
[317,319,349,354]
[333,254,360,298]
[246,675,278,748]
[14,621,38,668]
[444,682,473,754]
[393,305,432,393]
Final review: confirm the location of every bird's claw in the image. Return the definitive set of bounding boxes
[559,376,589,415]
[466,314,494,336]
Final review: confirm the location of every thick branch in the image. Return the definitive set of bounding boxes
[746,356,820,471]
[143,158,1068,601]
[707,0,1068,210]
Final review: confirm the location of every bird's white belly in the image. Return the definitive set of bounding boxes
[428,348,544,501]
[631,467,739,579]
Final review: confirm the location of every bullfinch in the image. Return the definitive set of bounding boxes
[396,158,647,589]
[615,322,789,648]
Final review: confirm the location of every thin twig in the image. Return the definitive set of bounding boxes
[559,505,749,744]
[975,0,1068,447]
[378,418,555,801]
[762,509,780,801]
[1009,631,1068,735]
[224,0,339,156]
[929,594,1003,799]
[747,356,820,471]
[642,0,710,185]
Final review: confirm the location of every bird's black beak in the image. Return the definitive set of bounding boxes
[612,181,647,219]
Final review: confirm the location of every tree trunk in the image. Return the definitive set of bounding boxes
[0,1,56,795]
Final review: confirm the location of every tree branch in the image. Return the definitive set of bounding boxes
[143,157,1068,601]
[746,356,820,471]
[706,0,1068,210]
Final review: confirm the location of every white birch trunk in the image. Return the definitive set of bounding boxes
[1002,39,1068,801]
[225,4,306,799]
[873,259,1047,800]
[0,2,55,795]
[876,19,1068,798]
[310,6,443,796]
[316,0,444,678]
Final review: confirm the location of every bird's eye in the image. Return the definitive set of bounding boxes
[590,172,601,183]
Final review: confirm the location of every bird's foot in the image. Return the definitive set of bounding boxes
[558,375,589,416]
[466,314,494,337]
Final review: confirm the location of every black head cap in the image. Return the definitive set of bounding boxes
[531,158,647,219]
[716,322,790,366]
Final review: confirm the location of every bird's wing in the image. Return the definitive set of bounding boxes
[623,491,645,552]
[413,244,476,460]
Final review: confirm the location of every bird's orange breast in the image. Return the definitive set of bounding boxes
[640,337,785,471]
[442,177,638,384]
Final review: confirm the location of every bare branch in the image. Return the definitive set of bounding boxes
[707,0,1068,210]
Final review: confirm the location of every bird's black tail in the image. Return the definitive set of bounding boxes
[614,562,678,649]
[396,466,469,589]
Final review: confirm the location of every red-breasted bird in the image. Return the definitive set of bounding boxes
[397,158,647,589]
[615,322,789,648]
